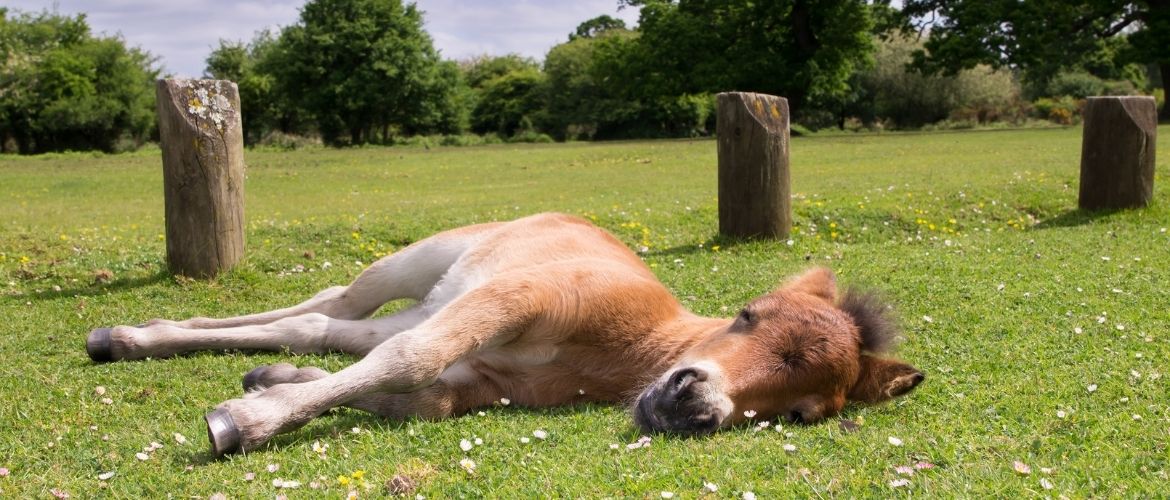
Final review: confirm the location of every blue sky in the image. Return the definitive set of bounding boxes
[6,0,641,77]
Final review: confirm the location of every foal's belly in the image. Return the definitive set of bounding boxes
[457,341,640,407]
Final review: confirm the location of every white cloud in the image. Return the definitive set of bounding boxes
[417,0,639,61]
[6,0,638,77]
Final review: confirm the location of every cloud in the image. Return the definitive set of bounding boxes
[417,0,640,61]
[5,0,638,77]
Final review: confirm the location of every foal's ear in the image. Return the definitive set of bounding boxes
[781,267,838,302]
[847,355,925,404]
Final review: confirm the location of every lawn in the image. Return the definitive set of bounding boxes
[1,127,1168,497]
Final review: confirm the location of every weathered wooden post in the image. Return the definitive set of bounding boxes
[1079,96,1157,210]
[716,92,790,239]
[155,79,245,278]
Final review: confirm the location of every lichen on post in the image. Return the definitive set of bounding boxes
[155,79,245,278]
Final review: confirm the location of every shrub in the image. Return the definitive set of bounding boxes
[1031,96,1082,125]
[1101,79,1137,96]
[921,119,977,131]
[439,134,503,147]
[1046,71,1105,99]
[855,35,1024,128]
[507,131,554,143]
[255,131,322,150]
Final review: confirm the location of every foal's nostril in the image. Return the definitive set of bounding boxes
[668,368,699,392]
[788,410,805,424]
[911,372,926,385]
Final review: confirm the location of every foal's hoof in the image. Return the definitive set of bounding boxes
[242,365,269,393]
[86,328,113,362]
[205,408,242,456]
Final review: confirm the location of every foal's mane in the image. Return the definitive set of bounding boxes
[839,288,900,354]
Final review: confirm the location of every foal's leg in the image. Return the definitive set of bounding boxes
[95,305,431,361]
[241,362,500,419]
[204,279,540,455]
[87,222,502,361]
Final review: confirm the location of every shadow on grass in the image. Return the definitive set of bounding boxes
[23,270,172,301]
[1031,207,1123,230]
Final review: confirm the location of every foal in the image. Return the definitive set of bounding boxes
[87,213,924,455]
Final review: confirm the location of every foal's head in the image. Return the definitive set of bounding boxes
[634,267,924,434]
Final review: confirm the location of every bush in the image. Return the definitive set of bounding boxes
[854,35,1025,129]
[1046,71,1105,99]
[507,131,554,143]
[254,131,322,150]
[1101,79,1138,96]
[439,133,504,147]
[921,119,977,131]
[1031,96,1082,125]
[389,133,506,148]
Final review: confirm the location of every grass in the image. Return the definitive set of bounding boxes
[1,127,1168,497]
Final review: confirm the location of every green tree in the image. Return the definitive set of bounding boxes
[460,54,544,137]
[621,0,879,122]
[205,31,293,144]
[544,25,715,140]
[569,14,627,40]
[543,34,606,139]
[900,0,1170,120]
[470,67,546,136]
[461,54,539,89]
[0,9,157,154]
[274,0,464,145]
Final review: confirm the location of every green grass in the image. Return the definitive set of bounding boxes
[1,127,1168,497]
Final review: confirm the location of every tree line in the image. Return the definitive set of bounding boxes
[2,1,1167,154]
[0,8,157,154]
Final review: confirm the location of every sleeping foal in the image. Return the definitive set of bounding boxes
[86,213,924,455]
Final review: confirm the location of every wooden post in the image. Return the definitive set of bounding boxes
[717,92,791,239]
[1079,96,1157,210]
[156,79,245,278]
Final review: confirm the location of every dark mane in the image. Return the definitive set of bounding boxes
[839,287,900,354]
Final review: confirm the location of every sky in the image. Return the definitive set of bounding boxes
[6,0,641,78]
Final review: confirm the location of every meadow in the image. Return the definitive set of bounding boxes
[1,127,1167,497]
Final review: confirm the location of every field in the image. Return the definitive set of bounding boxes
[1,127,1168,497]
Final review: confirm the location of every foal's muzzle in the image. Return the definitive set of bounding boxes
[634,367,724,434]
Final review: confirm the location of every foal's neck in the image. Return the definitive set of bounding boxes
[645,311,731,366]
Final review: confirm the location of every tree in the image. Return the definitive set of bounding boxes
[460,54,545,138]
[544,35,607,139]
[569,15,627,40]
[205,31,295,144]
[620,0,879,121]
[461,54,539,89]
[0,9,158,154]
[470,67,546,136]
[274,0,464,145]
[900,0,1170,120]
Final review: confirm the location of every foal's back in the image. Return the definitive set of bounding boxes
[454,213,655,279]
